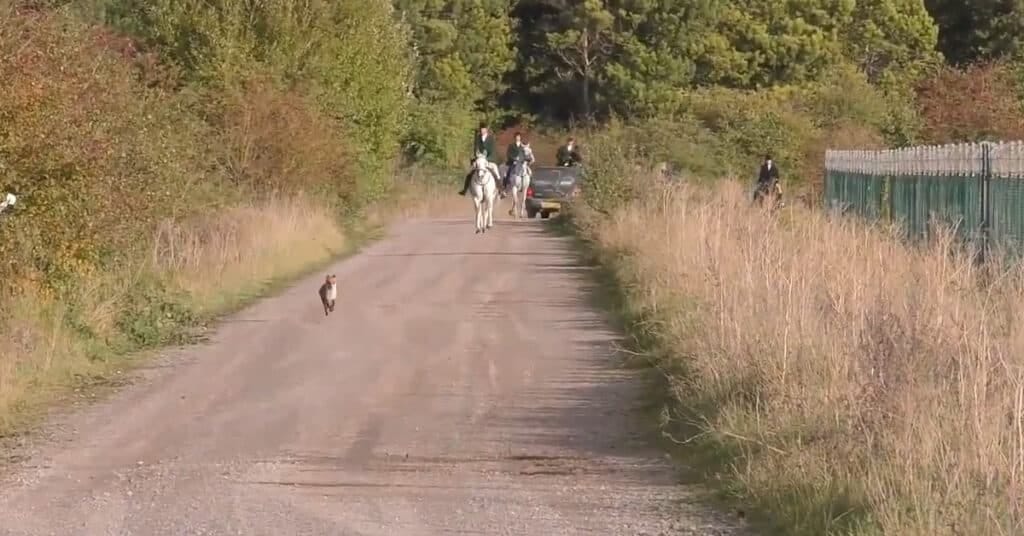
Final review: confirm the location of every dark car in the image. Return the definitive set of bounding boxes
[524,165,583,219]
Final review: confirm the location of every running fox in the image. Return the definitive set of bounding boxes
[318,274,337,316]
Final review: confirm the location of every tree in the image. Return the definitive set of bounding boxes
[104,0,415,198]
[543,0,616,119]
[394,0,518,163]
[395,0,517,107]
[696,0,855,88]
[926,0,1024,65]
[844,0,939,81]
[600,0,716,118]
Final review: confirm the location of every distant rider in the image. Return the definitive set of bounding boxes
[754,154,781,204]
[502,132,527,197]
[556,137,582,167]
[459,122,498,196]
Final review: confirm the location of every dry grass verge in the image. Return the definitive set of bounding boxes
[573,178,1024,535]
[153,197,348,316]
[367,166,468,223]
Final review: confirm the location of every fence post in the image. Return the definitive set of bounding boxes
[980,142,992,265]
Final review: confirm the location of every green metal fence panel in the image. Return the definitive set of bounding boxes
[989,178,1024,251]
[918,173,982,242]
[889,174,919,238]
[824,143,992,253]
[821,141,1024,257]
[824,170,884,221]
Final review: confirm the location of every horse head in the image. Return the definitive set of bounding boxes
[521,143,534,163]
[473,152,489,170]
[513,144,534,178]
[472,153,495,184]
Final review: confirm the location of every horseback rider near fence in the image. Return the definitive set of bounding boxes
[753,153,781,205]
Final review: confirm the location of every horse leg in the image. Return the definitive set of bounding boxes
[520,177,529,218]
[486,190,495,229]
[484,196,492,230]
[519,183,524,218]
[473,196,483,233]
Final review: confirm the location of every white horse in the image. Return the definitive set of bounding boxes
[507,144,534,219]
[470,153,499,234]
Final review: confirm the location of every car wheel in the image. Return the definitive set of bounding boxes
[540,211,550,219]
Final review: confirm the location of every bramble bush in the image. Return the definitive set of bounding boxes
[103,0,415,209]
[0,7,217,296]
[914,61,1024,144]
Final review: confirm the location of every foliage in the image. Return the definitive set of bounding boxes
[395,0,517,164]
[403,99,478,167]
[0,8,216,294]
[575,62,904,215]
[397,0,517,108]
[926,0,1024,65]
[102,0,414,203]
[914,60,1024,143]
[114,275,196,347]
[504,0,940,124]
[844,0,940,80]
[207,77,355,202]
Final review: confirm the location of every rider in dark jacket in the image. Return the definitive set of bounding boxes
[754,154,781,203]
[757,154,780,187]
[556,137,582,166]
[459,122,497,195]
[502,132,526,195]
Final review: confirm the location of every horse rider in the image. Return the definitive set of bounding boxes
[754,153,781,203]
[502,131,531,197]
[459,121,498,196]
[556,137,582,167]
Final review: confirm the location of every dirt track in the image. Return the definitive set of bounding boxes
[0,217,748,535]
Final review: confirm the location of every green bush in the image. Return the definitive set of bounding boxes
[403,99,477,168]
[0,9,219,293]
[103,0,415,206]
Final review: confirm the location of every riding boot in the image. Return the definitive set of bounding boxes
[500,169,511,198]
[458,171,472,195]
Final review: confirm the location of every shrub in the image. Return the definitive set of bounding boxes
[0,8,217,294]
[915,61,1024,143]
[103,0,415,205]
[207,77,354,203]
[403,99,477,168]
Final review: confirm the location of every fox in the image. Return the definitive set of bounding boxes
[318,274,337,316]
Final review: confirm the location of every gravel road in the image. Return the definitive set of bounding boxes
[0,217,750,535]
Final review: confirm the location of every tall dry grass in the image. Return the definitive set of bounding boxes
[579,178,1024,535]
[365,166,470,224]
[153,196,346,315]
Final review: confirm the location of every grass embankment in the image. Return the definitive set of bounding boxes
[571,178,1023,536]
